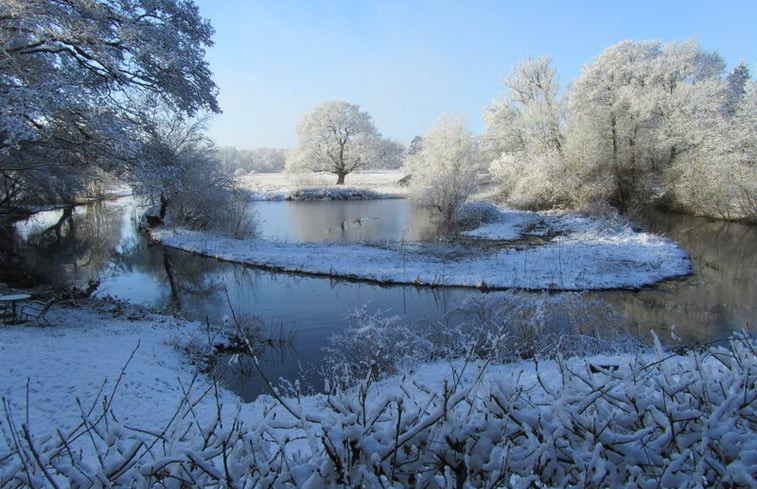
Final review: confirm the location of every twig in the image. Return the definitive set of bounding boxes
[22,423,62,489]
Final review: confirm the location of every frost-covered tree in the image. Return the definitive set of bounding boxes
[405,115,479,225]
[663,75,756,220]
[566,39,728,213]
[481,40,754,220]
[0,0,218,212]
[217,147,287,174]
[483,56,564,159]
[134,109,255,237]
[286,101,383,184]
[725,62,751,116]
[483,57,569,208]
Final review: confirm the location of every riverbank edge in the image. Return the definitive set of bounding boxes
[149,207,693,292]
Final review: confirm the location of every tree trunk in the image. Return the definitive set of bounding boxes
[159,195,169,220]
[336,171,346,185]
[45,206,74,241]
[163,250,181,309]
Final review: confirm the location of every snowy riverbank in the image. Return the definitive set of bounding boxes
[152,207,691,290]
[1,296,754,487]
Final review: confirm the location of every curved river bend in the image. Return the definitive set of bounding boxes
[12,198,756,400]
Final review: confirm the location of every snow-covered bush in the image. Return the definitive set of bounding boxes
[325,292,636,388]
[452,201,501,229]
[324,307,436,387]
[489,150,583,210]
[405,115,480,227]
[2,335,755,488]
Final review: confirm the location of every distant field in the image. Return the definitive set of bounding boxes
[237,170,409,195]
[237,170,498,200]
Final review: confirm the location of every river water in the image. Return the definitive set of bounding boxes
[11,197,756,400]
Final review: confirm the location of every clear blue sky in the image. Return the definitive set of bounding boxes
[194,0,756,149]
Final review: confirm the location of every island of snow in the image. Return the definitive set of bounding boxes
[151,207,691,290]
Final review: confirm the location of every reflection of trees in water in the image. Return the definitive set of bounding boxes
[278,200,440,243]
[601,211,757,343]
[20,201,124,286]
[156,250,231,312]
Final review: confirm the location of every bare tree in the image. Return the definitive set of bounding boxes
[134,109,256,238]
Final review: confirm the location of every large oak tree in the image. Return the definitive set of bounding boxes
[286,100,382,185]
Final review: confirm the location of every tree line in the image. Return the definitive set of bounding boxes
[289,40,754,223]
[2,2,753,231]
[485,40,754,221]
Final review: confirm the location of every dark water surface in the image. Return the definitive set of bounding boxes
[11,198,756,400]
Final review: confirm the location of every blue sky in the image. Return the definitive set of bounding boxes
[195,0,756,149]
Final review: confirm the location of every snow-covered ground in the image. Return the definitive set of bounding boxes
[238,170,409,200]
[1,297,754,487]
[0,299,240,437]
[152,207,691,290]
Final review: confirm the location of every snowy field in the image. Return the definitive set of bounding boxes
[238,170,410,200]
[1,297,754,486]
[152,207,691,290]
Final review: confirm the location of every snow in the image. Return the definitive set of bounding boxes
[1,296,754,487]
[461,207,539,240]
[2,185,736,486]
[151,208,691,290]
[0,300,241,438]
[239,170,409,201]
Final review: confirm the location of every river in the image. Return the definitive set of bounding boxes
[10,197,756,400]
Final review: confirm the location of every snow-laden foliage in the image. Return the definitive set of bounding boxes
[286,101,385,185]
[484,40,756,221]
[324,292,635,388]
[0,0,218,211]
[405,115,480,227]
[2,335,754,488]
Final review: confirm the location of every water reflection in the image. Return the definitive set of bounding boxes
[599,211,757,344]
[128,249,468,400]
[255,199,440,242]
[15,199,138,288]
[10,198,756,400]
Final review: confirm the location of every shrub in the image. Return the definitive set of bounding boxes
[2,334,754,488]
[324,292,637,389]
